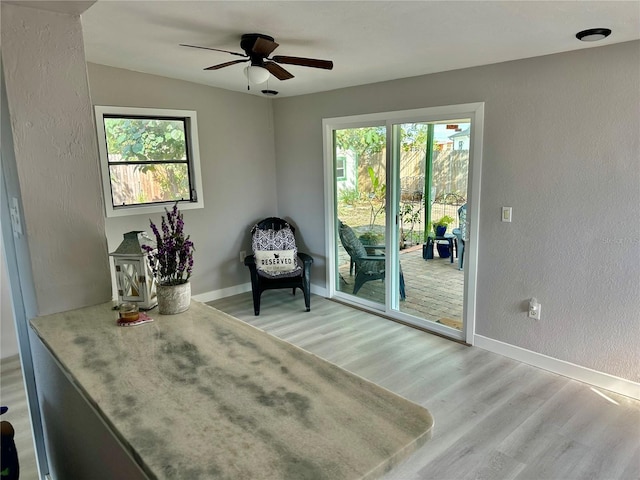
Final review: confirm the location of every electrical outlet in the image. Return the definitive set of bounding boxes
[528,298,541,320]
[240,250,246,263]
[502,206,512,222]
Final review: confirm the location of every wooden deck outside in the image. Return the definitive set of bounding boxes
[337,244,464,330]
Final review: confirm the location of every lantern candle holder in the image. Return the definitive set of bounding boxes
[110,231,157,310]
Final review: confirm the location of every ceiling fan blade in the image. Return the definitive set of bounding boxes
[264,62,294,80]
[204,59,249,70]
[180,44,247,58]
[252,37,279,56]
[271,55,333,70]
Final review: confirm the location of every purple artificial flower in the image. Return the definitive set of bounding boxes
[146,202,195,286]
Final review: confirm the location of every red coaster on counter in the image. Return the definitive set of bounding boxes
[117,312,154,327]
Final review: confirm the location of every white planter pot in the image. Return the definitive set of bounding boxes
[157,282,191,315]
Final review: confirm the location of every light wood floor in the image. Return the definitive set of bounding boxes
[3,293,639,479]
[1,355,39,480]
[210,291,640,480]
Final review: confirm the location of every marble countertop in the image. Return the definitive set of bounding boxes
[30,300,433,479]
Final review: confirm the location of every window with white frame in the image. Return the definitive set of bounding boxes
[94,106,204,217]
[336,155,346,180]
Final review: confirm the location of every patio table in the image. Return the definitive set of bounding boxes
[424,234,455,263]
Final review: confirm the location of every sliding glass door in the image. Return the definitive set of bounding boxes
[324,104,483,342]
[333,125,387,310]
[391,120,470,332]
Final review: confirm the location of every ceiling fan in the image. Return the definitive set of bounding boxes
[180,33,333,84]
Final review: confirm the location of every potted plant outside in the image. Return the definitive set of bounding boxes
[358,230,384,246]
[432,215,455,237]
[142,203,195,315]
[432,215,455,258]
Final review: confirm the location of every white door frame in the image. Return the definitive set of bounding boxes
[322,103,484,344]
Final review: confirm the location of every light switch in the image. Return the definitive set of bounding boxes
[501,206,512,223]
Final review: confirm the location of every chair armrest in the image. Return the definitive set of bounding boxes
[244,254,256,267]
[297,252,314,266]
[356,255,385,262]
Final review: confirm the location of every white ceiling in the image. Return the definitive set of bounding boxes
[79,1,640,98]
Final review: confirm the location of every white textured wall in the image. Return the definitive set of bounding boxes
[271,41,640,382]
[86,64,279,296]
[1,4,111,315]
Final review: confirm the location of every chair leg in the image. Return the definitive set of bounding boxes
[458,242,465,270]
[302,273,311,312]
[253,290,260,317]
[247,268,262,315]
[399,271,406,300]
[303,287,311,312]
[252,286,261,316]
[353,272,366,295]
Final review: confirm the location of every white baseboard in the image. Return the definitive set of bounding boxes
[474,334,640,400]
[193,283,328,304]
[192,283,252,303]
[310,284,328,297]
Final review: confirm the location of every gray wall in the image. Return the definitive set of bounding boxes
[271,41,640,383]
[87,64,278,296]
[1,4,111,316]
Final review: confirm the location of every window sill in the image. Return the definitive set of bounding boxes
[105,200,204,218]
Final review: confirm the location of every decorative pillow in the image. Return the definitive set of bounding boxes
[252,225,299,277]
[254,249,297,274]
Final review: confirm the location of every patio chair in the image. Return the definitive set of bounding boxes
[452,204,467,270]
[338,220,405,300]
[244,217,313,315]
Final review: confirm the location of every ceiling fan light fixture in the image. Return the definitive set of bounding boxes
[244,65,270,84]
[575,28,612,42]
